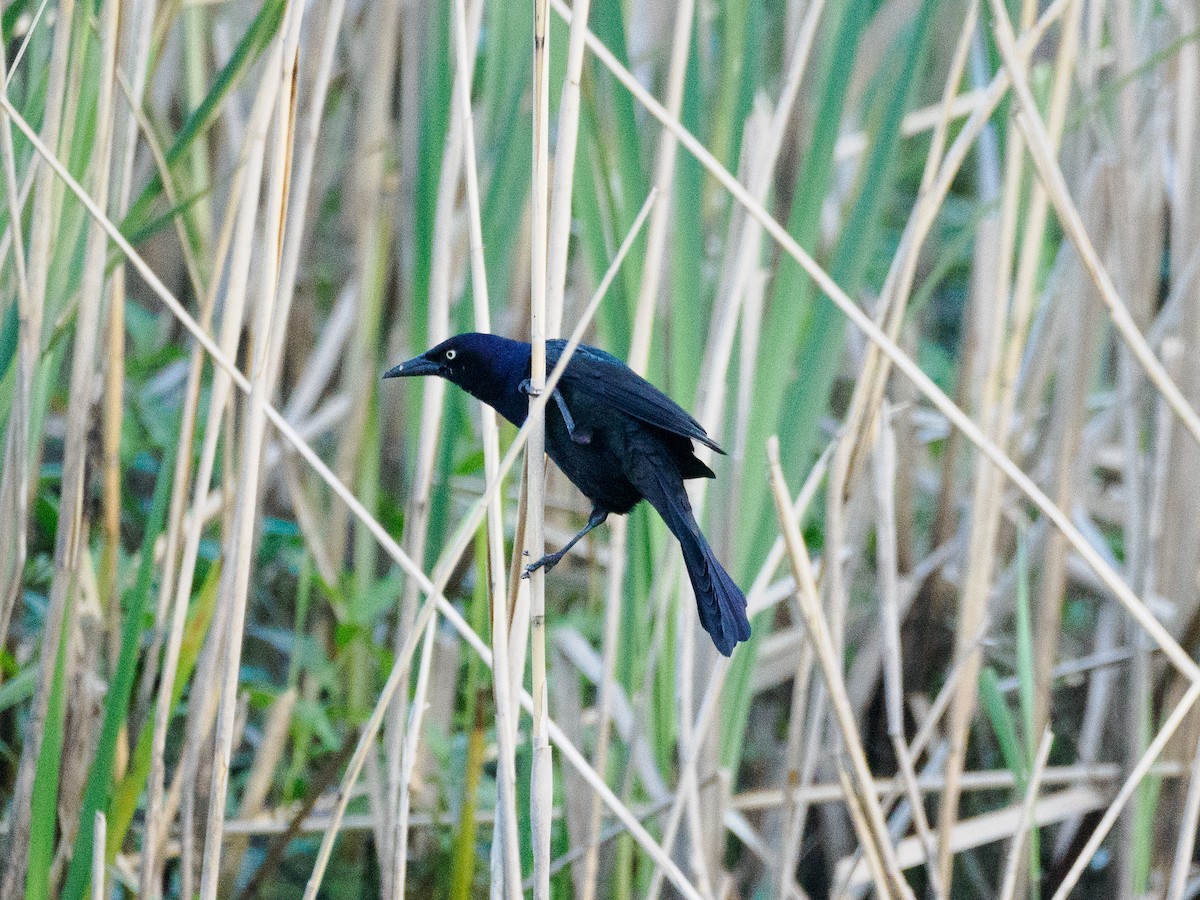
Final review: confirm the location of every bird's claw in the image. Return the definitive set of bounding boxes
[518,378,536,396]
[523,554,558,578]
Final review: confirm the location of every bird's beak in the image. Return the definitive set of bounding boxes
[383,355,442,379]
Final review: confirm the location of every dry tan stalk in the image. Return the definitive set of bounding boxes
[1051,681,1200,900]
[833,89,988,162]
[628,0,694,377]
[528,0,553,892]
[768,438,913,900]
[218,688,297,894]
[578,512,627,900]
[139,61,279,897]
[264,0,348,398]
[735,761,1190,810]
[837,765,891,900]
[542,5,603,861]
[874,410,944,900]
[835,0,977,483]
[934,1,1044,884]
[0,0,116,890]
[644,659,730,900]
[545,0,592,339]
[386,0,482,888]
[998,729,1054,900]
[197,6,304,897]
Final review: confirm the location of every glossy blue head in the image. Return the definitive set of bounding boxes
[384,332,532,426]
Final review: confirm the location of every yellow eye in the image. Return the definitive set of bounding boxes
[445,349,457,361]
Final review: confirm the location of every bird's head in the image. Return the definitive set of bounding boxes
[383,332,527,398]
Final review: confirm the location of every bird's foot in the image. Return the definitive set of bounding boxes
[518,378,538,396]
[523,550,564,578]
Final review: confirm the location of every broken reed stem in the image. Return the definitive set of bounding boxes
[767,437,914,900]
[528,0,553,892]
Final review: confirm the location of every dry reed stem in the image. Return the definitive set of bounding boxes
[139,162,245,899]
[447,0,524,893]
[386,0,483,889]
[543,0,1200,689]
[156,57,283,894]
[218,688,297,894]
[768,437,913,900]
[528,0,553,893]
[628,0,695,376]
[264,0,347,397]
[735,761,1189,809]
[837,765,892,900]
[644,659,729,900]
[545,0,592,339]
[998,729,1054,900]
[0,0,115,890]
[875,409,944,900]
[197,6,303,896]
[935,3,1038,883]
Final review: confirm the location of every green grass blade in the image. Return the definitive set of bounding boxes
[24,596,70,900]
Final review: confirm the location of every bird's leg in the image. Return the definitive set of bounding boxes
[524,506,609,577]
[519,379,591,445]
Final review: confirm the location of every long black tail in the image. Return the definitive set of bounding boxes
[629,450,751,655]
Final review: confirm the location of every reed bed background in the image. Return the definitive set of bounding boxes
[1,0,1199,896]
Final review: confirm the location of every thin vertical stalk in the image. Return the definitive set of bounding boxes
[545,0,592,338]
[628,0,696,371]
[450,0,522,894]
[768,437,915,900]
[528,0,553,893]
[196,8,303,895]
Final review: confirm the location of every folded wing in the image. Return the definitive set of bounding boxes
[548,340,724,454]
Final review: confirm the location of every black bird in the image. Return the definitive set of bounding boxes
[384,333,751,656]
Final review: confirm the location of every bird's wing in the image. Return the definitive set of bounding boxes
[548,341,725,454]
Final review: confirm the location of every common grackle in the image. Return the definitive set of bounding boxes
[384,333,751,656]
